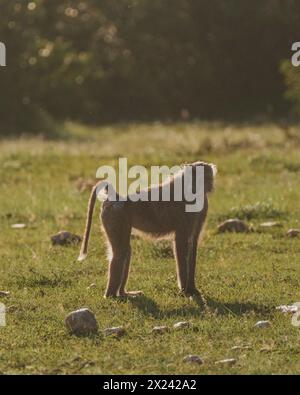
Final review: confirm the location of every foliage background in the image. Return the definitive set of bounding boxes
[1,0,300,134]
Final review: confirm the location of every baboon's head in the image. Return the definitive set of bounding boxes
[187,161,217,193]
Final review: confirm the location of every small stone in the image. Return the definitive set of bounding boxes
[254,320,271,328]
[276,304,299,314]
[0,291,10,297]
[152,326,169,334]
[51,231,82,246]
[217,219,249,233]
[173,321,191,330]
[65,308,98,336]
[260,344,275,353]
[11,223,26,229]
[260,221,282,229]
[183,355,204,365]
[231,345,252,351]
[215,358,236,366]
[287,229,300,238]
[87,283,96,289]
[103,326,126,337]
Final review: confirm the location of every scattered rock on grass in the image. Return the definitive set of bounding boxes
[217,219,249,233]
[65,308,98,336]
[11,223,26,229]
[173,321,191,330]
[260,344,275,353]
[183,355,204,365]
[231,345,252,351]
[51,231,82,246]
[215,358,236,366]
[276,304,299,314]
[87,283,97,290]
[259,221,282,229]
[152,326,169,334]
[287,229,300,238]
[0,291,10,297]
[103,326,126,338]
[254,320,271,328]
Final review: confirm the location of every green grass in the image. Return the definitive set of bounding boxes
[0,121,300,374]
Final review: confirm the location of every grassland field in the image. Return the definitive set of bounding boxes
[0,122,300,374]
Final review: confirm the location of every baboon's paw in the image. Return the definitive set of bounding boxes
[180,289,207,308]
[189,292,207,310]
[77,253,87,262]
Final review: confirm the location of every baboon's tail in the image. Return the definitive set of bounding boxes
[77,184,98,261]
[77,180,110,262]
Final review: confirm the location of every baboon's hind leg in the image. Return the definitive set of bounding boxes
[105,246,130,298]
[119,246,144,297]
[102,210,131,298]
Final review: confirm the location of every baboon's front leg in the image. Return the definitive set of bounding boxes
[174,230,203,298]
[185,235,199,295]
[174,232,189,294]
[185,233,207,308]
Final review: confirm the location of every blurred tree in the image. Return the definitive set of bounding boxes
[281,57,300,118]
[0,0,300,135]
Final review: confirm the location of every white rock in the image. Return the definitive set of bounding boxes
[287,229,300,238]
[173,321,191,330]
[152,325,169,334]
[276,304,299,314]
[217,219,249,233]
[65,308,98,336]
[183,355,204,364]
[11,223,26,229]
[215,358,236,365]
[254,320,271,328]
[231,345,251,350]
[260,221,282,228]
[103,326,126,337]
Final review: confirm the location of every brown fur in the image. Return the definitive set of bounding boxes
[78,161,216,299]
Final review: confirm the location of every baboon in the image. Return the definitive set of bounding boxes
[78,161,216,299]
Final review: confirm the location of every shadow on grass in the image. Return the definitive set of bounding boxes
[205,297,272,316]
[126,295,162,318]
[127,294,272,319]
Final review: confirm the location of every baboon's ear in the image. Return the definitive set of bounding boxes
[202,163,217,192]
[198,162,217,175]
[193,161,217,176]
[210,163,217,177]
